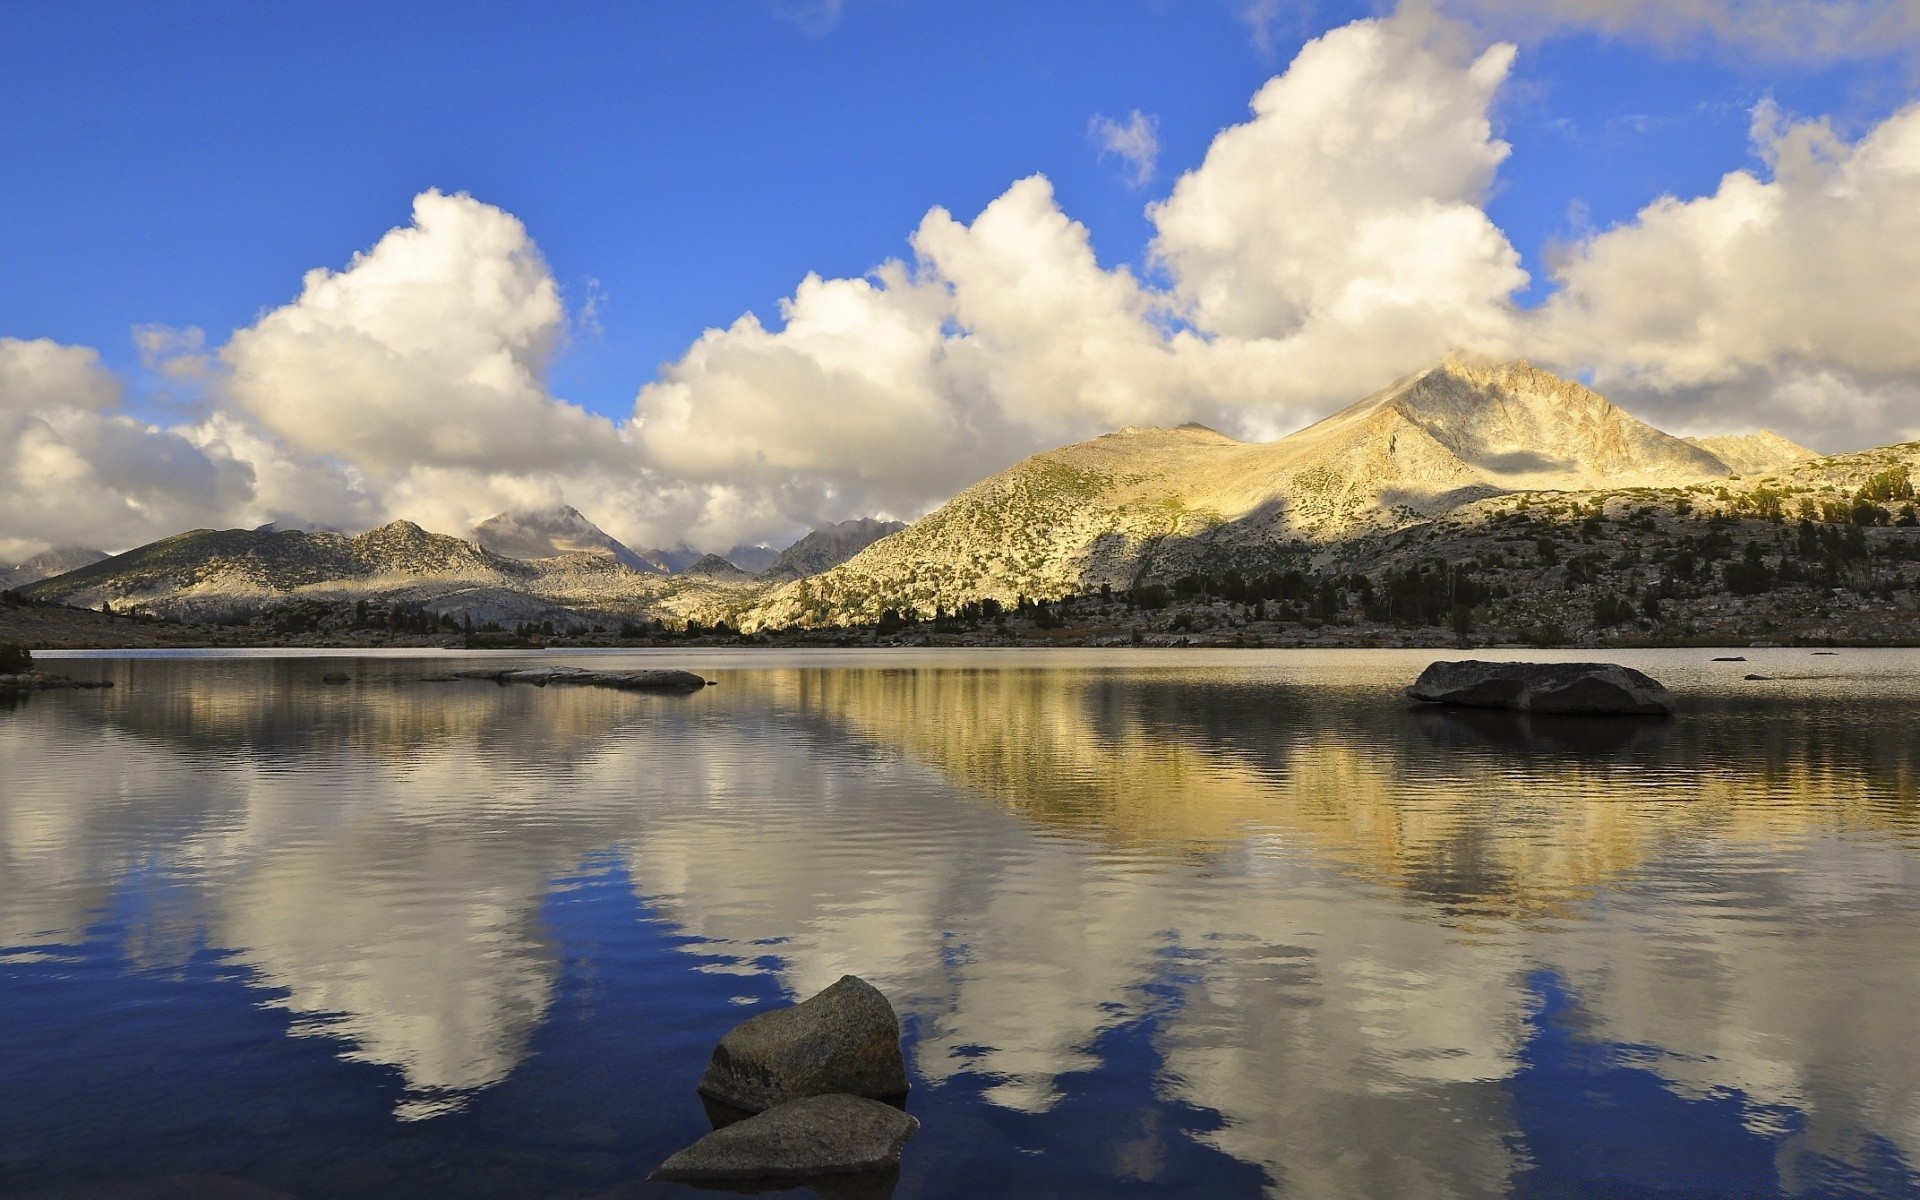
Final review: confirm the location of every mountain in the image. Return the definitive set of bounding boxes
[1,546,108,590]
[762,518,908,582]
[637,543,780,575]
[726,544,780,573]
[20,519,687,626]
[682,553,753,581]
[14,356,1901,642]
[1686,431,1819,477]
[470,505,658,572]
[741,357,1751,629]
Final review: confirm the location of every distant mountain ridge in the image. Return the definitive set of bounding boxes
[13,356,1861,634]
[1685,431,1818,476]
[762,518,907,582]
[470,505,658,572]
[1,546,108,591]
[20,520,695,626]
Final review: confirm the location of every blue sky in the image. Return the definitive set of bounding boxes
[3,1,1918,555]
[2,0,1906,421]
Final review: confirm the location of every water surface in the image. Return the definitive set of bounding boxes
[3,648,1918,1199]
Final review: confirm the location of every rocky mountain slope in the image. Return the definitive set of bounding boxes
[470,505,658,572]
[742,357,1785,629]
[1,546,108,591]
[762,518,908,582]
[1685,431,1818,476]
[17,520,726,627]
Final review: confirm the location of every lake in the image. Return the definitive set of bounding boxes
[2,648,1918,1199]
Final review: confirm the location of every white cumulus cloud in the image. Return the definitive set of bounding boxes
[0,339,254,563]
[1534,97,1920,448]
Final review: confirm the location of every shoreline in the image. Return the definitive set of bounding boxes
[8,596,1917,654]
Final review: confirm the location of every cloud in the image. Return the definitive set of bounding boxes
[1148,16,1528,395]
[6,9,1920,561]
[221,190,623,477]
[1533,96,1920,448]
[0,338,254,563]
[1424,0,1920,63]
[769,0,847,36]
[1238,0,1302,58]
[626,16,1545,539]
[1090,110,1161,187]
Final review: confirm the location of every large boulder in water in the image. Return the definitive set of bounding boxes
[1407,660,1673,716]
[698,975,909,1113]
[651,1094,919,1183]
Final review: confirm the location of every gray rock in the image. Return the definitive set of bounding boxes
[452,666,708,693]
[651,1094,918,1183]
[320,672,352,684]
[699,975,909,1113]
[1407,660,1673,716]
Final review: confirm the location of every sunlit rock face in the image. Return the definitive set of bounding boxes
[4,651,1919,1188]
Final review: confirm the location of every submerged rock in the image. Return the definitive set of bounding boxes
[452,666,708,693]
[1407,660,1673,716]
[651,1094,918,1184]
[320,672,352,684]
[699,975,909,1113]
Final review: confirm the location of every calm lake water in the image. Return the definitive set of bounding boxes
[3,648,1919,1200]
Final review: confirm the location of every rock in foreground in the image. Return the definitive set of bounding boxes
[651,1094,918,1184]
[1408,660,1673,716]
[699,975,909,1113]
[452,666,708,693]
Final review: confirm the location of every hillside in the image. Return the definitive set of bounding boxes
[18,520,719,627]
[470,505,658,572]
[0,546,108,591]
[1685,431,1818,477]
[741,357,1762,629]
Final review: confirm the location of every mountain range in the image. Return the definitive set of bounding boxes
[745,357,1818,628]
[0,546,109,591]
[24,354,1898,639]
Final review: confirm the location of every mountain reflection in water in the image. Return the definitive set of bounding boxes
[1,649,1917,1200]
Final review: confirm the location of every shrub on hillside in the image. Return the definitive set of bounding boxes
[0,643,32,673]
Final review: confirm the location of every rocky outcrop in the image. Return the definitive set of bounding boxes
[650,1094,918,1183]
[1407,660,1673,715]
[452,666,709,693]
[698,975,909,1113]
